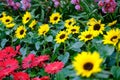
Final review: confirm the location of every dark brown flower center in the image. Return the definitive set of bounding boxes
[54,17,58,20]
[0,14,3,18]
[20,30,24,35]
[26,17,29,21]
[83,62,93,71]
[94,24,100,30]
[85,34,92,38]
[68,21,72,25]
[71,29,76,32]
[6,19,10,22]
[60,34,65,39]
[111,36,117,41]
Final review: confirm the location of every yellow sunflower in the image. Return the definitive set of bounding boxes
[66,25,80,34]
[29,20,37,30]
[103,28,120,46]
[49,12,61,24]
[64,18,76,28]
[38,24,50,36]
[72,51,103,77]
[0,12,6,21]
[107,20,117,27]
[6,23,15,28]
[78,30,97,42]
[88,19,105,35]
[118,42,120,51]
[15,25,27,39]
[55,31,68,44]
[22,11,31,24]
[87,18,97,26]
[2,16,13,25]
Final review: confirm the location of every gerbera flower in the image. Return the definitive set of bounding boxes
[32,55,49,67]
[78,30,97,42]
[22,53,35,69]
[0,12,6,21]
[1,59,19,76]
[64,18,76,28]
[32,76,50,80]
[38,24,50,36]
[45,61,64,74]
[2,16,13,25]
[15,25,27,39]
[22,11,31,24]
[29,19,37,30]
[107,20,117,27]
[3,46,17,58]
[103,28,120,46]
[12,72,30,80]
[49,12,61,24]
[66,25,80,34]
[6,23,15,28]
[88,18,105,35]
[72,51,103,77]
[55,31,69,44]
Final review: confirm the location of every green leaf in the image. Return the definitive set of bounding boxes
[46,35,53,42]
[55,72,65,80]
[53,43,60,53]
[111,66,120,79]
[20,47,27,57]
[58,52,70,64]
[35,41,41,50]
[1,39,8,48]
[69,41,84,52]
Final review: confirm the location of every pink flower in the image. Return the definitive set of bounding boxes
[98,0,117,13]
[75,4,81,11]
[45,61,64,74]
[22,53,35,69]
[32,55,49,67]
[32,76,50,80]
[12,72,30,80]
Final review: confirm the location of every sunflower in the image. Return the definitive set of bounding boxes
[29,20,37,30]
[49,12,61,24]
[55,31,68,44]
[38,24,50,36]
[0,12,6,21]
[88,19,105,35]
[107,20,117,27]
[118,42,120,51]
[72,51,103,77]
[78,30,97,42]
[87,18,97,26]
[15,26,27,39]
[2,16,13,25]
[64,18,76,28]
[22,11,31,24]
[103,28,120,46]
[6,23,15,28]
[66,25,80,34]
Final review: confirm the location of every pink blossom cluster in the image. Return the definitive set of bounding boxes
[98,0,117,13]
[6,0,31,11]
[71,0,81,11]
[52,0,60,8]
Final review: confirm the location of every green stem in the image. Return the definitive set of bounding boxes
[116,46,120,67]
[64,42,66,53]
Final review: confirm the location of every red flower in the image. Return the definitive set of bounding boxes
[22,53,35,69]
[0,50,8,61]
[45,61,64,74]
[0,59,19,78]
[12,72,30,80]
[39,76,50,80]
[15,45,21,55]
[32,76,50,80]
[3,46,17,58]
[32,55,49,67]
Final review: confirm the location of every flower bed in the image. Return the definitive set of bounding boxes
[0,0,120,79]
